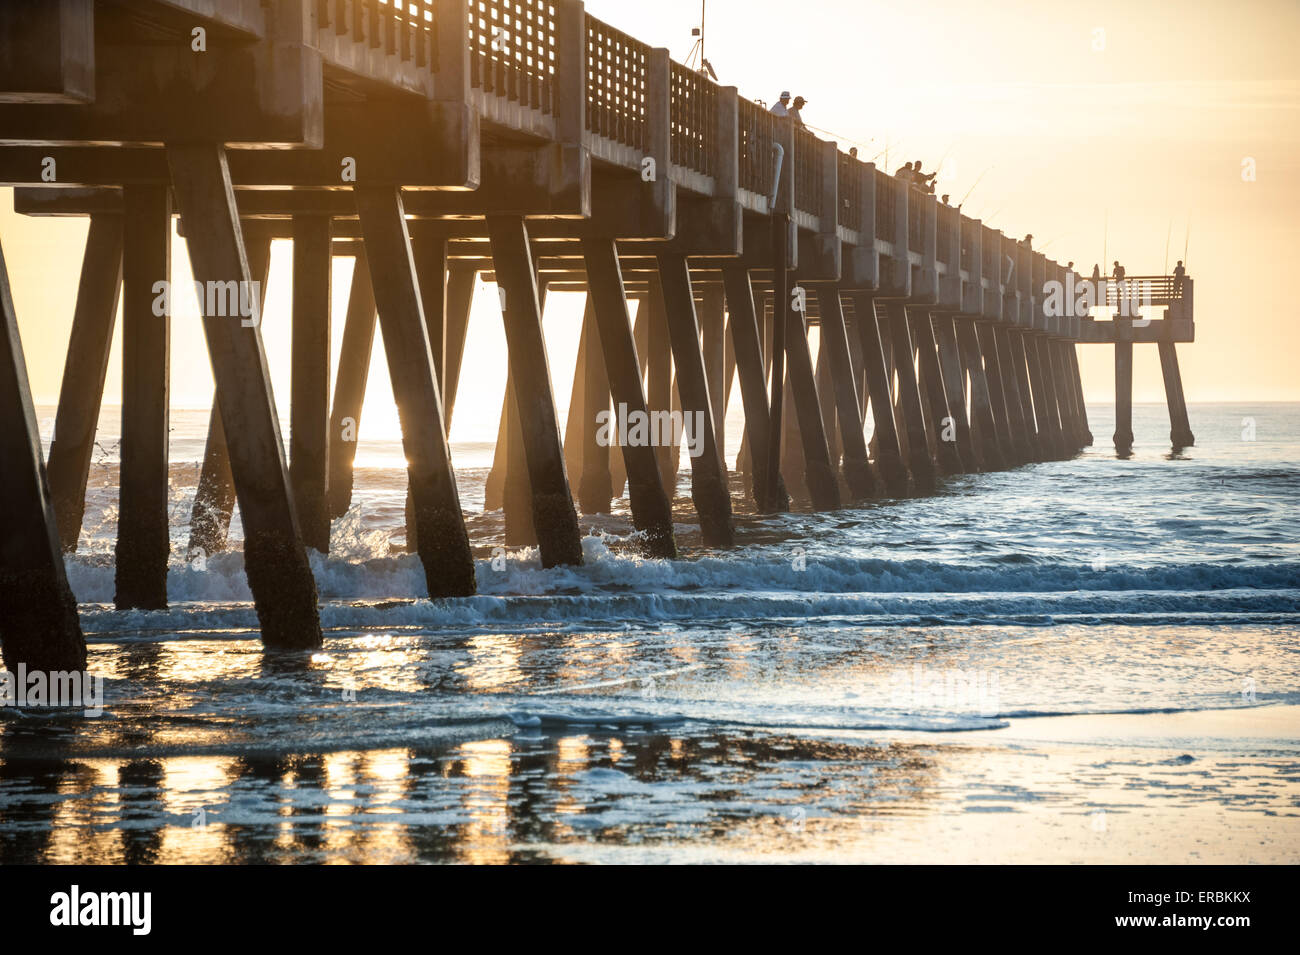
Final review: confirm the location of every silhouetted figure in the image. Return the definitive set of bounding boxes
[1173,259,1186,295]
[895,161,914,182]
[789,95,807,127]
[941,193,950,205]
[1091,263,1101,281]
[1066,261,1074,270]
[1112,261,1125,280]
[770,91,791,117]
[848,146,858,159]
[1021,234,1033,249]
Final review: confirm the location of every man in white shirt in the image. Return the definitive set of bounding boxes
[770,91,791,116]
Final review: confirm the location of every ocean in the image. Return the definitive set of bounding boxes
[1,401,1296,863]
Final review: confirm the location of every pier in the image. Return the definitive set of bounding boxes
[0,0,1196,670]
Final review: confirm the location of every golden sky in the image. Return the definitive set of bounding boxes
[3,0,1297,448]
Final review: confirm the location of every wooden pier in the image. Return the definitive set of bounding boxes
[0,0,1196,669]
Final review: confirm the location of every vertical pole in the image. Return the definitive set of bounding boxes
[354,185,477,596]
[656,253,735,545]
[994,324,1033,463]
[47,214,123,553]
[1036,335,1067,458]
[326,247,377,520]
[486,215,583,567]
[1114,336,1134,455]
[0,237,87,672]
[1004,328,1042,461]
[816,287,875,499]
[190,226,272,555]
[1068,342,1093,446]
[115,183,171,611]
[583,240,676,556]
[646,274,677,494]
[784,281,840,509]
[167,143,321,649]
[977,322,1018,465]
[290,214,332,554]
[443,267,475,426]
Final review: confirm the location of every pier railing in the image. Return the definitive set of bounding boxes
[792,125,823,217]
[669,61,716,178]
[470,0,556,115]
[738,97,779,199]
[318,0,439,67]
[874,168,896,241]
[584,14,648,150]
[837,152,864,232]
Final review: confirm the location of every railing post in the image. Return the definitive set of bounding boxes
[715,86,739,202]
[555,0,586,143]
[434,0,470,103]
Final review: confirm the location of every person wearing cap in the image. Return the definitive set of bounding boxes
[770,91,791,117]
[789,95,807,127]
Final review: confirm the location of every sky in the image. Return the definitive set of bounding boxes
[2,0,1298,449]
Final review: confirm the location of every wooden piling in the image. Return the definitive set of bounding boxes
[486,215,583,567]
[977,322,1019,466]
[932,314,981,472]
[783,281,840,510]
[354,184,477,595]
[575,298,614,514]
[114,183,171,611]
[956,319,1005,471]
[167,143,322,649]
[47,214,123,553]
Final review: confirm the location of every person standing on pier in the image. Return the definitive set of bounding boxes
[770,91,791,117]
[789,95,808,127]
[1173,259,1186,295]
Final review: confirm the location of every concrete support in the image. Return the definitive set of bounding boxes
[1005,329,1044,461]
[645,277,677,495]
[956,319,1005,471]
[326,248,377,520]
[849,293,910,496]
[913,310,963,475]
[114,183,171,611]
[700,284,727,464]
[581,240,676,557]
[1021,331,1057,459]
[442,268,476,425]
[290,214,332,554]
[575,298,614,513]
[189,227,272,554]
[1050,340,1081,451]
[933,315,980,472]
[1158,341,1195,449]
[655,254,735,545]
[1067,343,1093,447]
[354,184,477,595]
[886,303,937,489]
[722,265,787,511]
[47,215,123,552]
[816,287,874,499]
[486,215,583,567]
[977,323,1018,466]
[1035,335,1067,458]
[784,284,840,510]
[1113,336,1135,454]
[167,143,321,649]
[0,236,87,673]
[994,325,1033,464]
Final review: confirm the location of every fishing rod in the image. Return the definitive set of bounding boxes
[1183,212,1191,267]
[958,166,992,209]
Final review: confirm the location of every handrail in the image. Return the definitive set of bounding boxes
[318,0,439,70]
[669,61,717,177]
[874,168,895,241]
[792,125,823,216]
[738,97,778,197]
[836,152,863,231]
[585,13,649,150]
[468,0,557,115]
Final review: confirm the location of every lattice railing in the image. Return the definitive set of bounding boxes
[836,152,863,231]
[319,0,439,70]
[584,15,648,150]
[468,0,556,114]
[669,61,716,177]
[738,97,777,197]
[792,126,822,216]
[874,168,895,241]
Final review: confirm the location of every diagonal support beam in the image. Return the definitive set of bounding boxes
[167,142,321,649]
[816,287,874,499]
